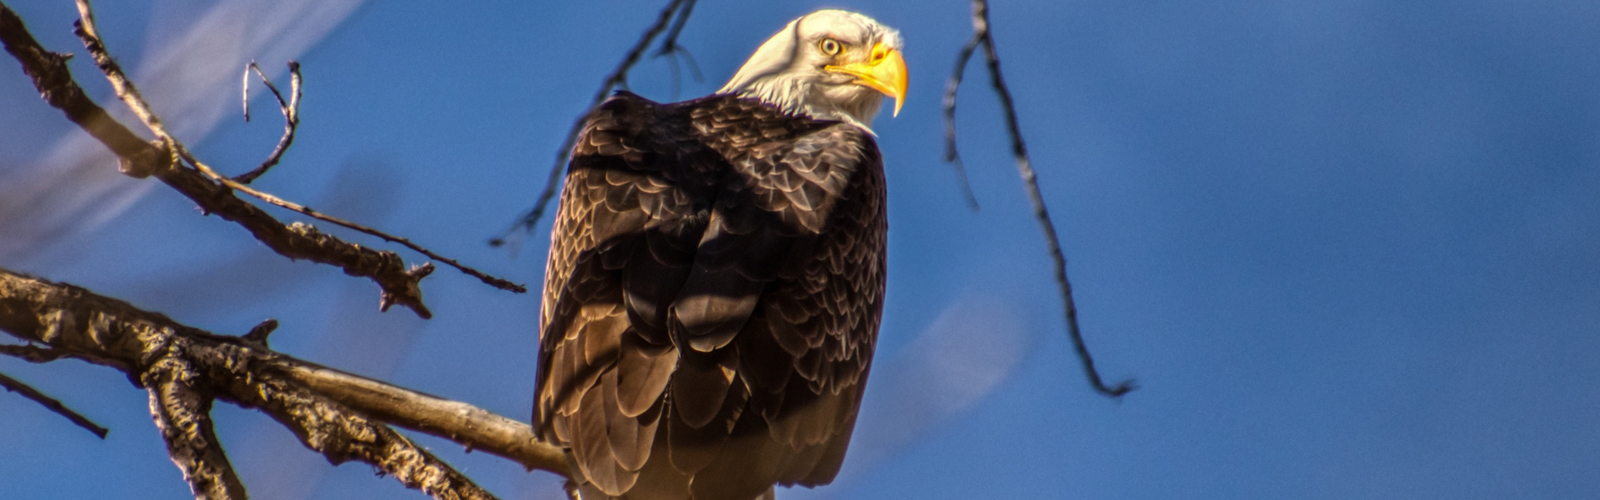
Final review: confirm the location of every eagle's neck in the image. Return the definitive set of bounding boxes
[726,75,885,134]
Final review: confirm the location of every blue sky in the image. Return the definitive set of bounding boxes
[3,0,1599,498]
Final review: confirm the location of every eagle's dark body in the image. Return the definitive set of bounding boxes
[536,91,887,500]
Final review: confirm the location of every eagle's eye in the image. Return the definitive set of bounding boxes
[819,38,843,56]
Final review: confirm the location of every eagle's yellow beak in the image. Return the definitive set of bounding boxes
[826,43,908,117]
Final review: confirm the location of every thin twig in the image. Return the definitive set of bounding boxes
[942,33,985,210]
[951,0,1134,398]
[492,0,698,247]
[66,1,524,298]
[175,144,525,293]
[235,61,302,184]
[0,371,109,439]
[654,0,696,58]
[655,0,703,100]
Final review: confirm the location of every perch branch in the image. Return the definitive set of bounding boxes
[251,373,498,500]
[0,268,570,495]
[494,0,699,246]
[948,0,1135,398]
[0,370,108,439]
[235,61,302,184]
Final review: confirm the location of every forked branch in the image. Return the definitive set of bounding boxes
[71,0,524,296]
[0,267,569,498]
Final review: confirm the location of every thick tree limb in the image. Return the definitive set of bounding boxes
[0,268,570,496]
[946,0,1135,398]
[0,370,109,438]
[493,0,699,246]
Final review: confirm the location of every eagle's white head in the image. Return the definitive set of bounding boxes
[718,9,907,131]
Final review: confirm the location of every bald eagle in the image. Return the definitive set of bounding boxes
[535,9,906,500]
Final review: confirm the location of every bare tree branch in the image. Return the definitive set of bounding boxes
[492,0,699,247]
[947,0,1135,398]
[0,1,532,319]
[0,370,109,439]
[72,0,525,297]
[0,267,569,495]
[235,61,302,184]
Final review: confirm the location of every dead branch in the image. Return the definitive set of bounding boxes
[0,370,109,438]
[235,61,302,184]
[71,0,525,296]
[493,0,699,246]
[946,0,1135,398]
[0,267,569,496]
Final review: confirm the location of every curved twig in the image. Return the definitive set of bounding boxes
[948,0,1135,398]
[941,33,984,210]
[235,61,301,184]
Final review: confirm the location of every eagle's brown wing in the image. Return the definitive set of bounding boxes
[536,92,886,500]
